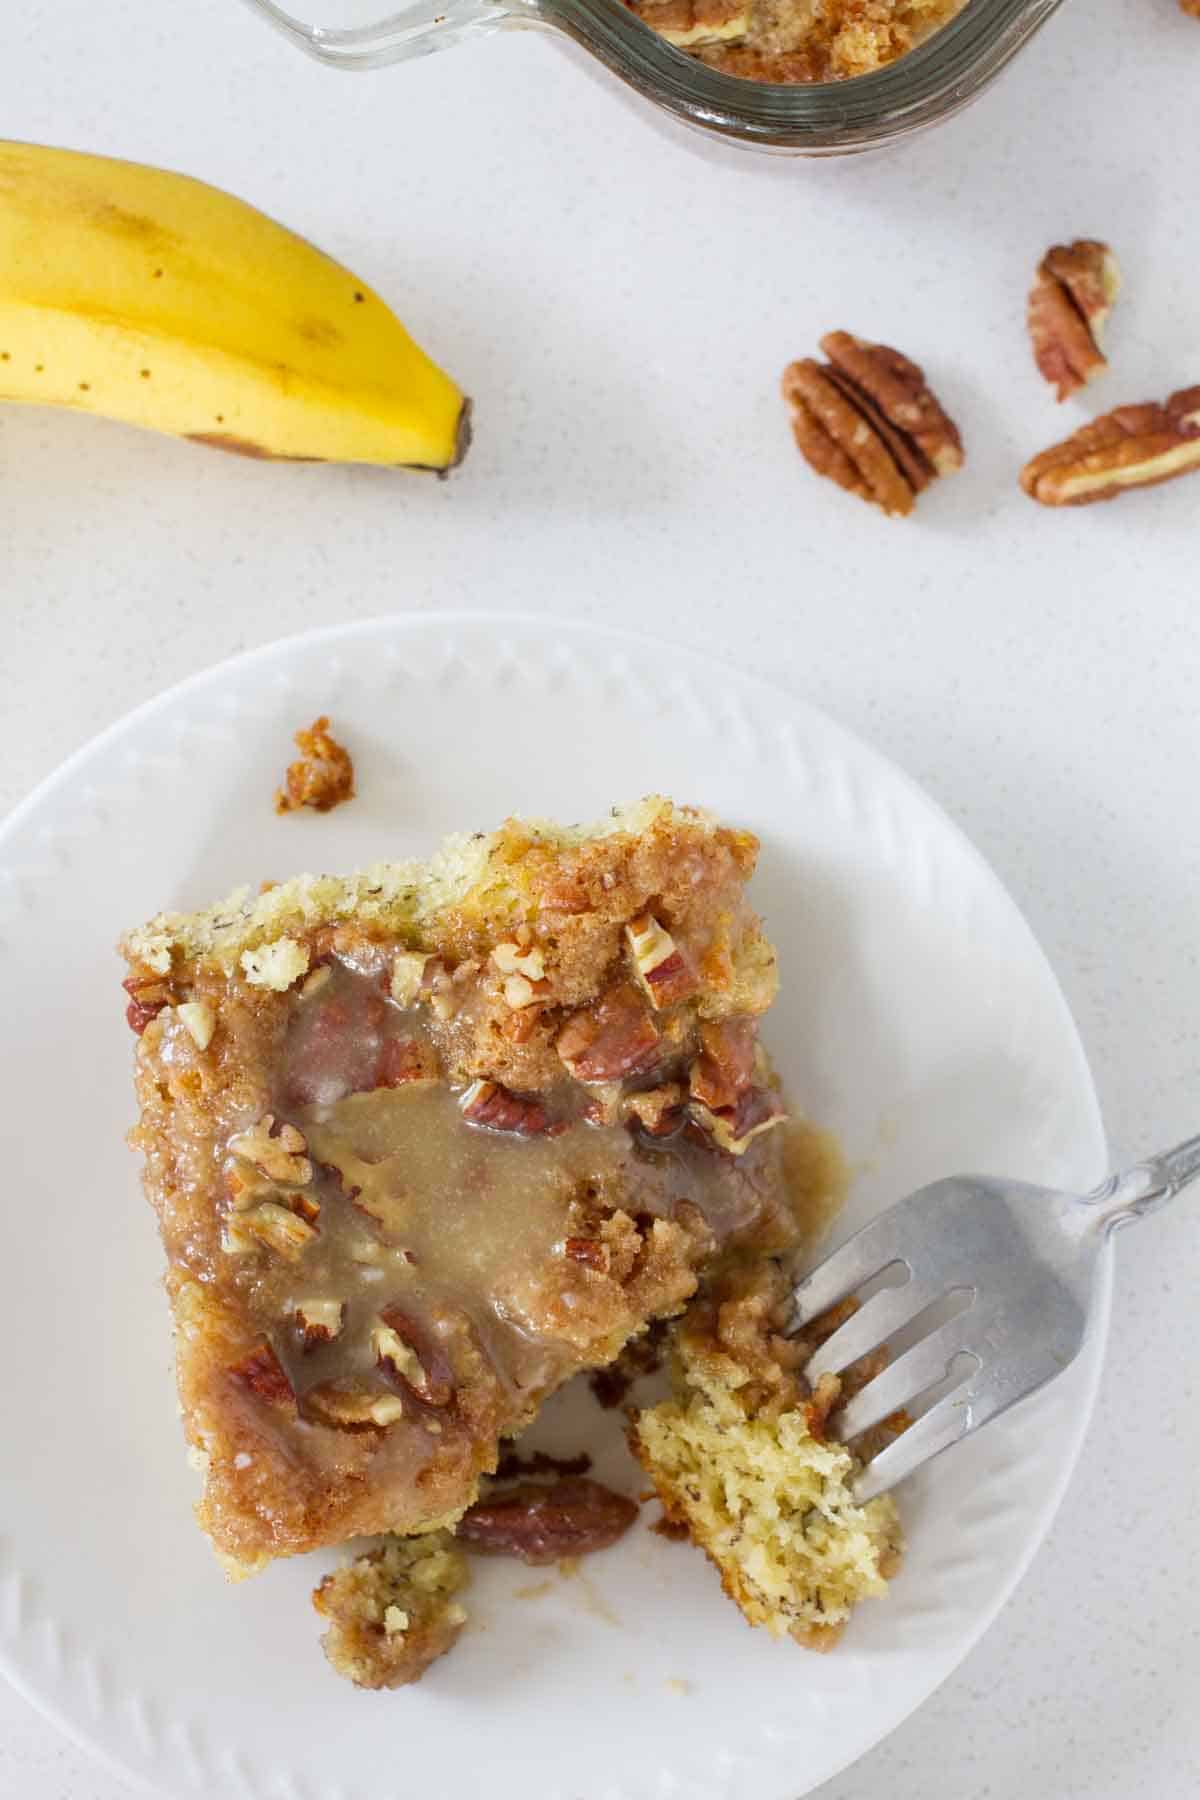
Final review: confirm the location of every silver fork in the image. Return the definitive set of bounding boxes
[790,1134,1200,1503]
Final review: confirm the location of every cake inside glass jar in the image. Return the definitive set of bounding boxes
[625,0,965,82]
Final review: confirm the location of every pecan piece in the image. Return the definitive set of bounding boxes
[689,1084,787,1155]
[626,913,698,1009]
[458,1079,562,1137]
[373,1306,455,1407]
[1021,387,1200,506]
[176,1000,216,1050]
[122,972,172,1035]
[376,1036,439,1087]
[228,1115,313,1187]
[689,1016,757,1111]
[294,1298,347,1351]
[390,950,429,1007]
[492,941,546,981]
[302,1380,407,1430]
[274,714,355,815]
[456,1476,638,1564]
[782,333,963,518]
[223,1201,319,1261]
[228,1341,294,1405]
[1028,240,1121,402]
[557,981,661,1083]
[624,1082,686,1138]
[563,1235,610,1272]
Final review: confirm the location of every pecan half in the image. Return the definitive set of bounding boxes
[458,1079,563,1137]
[1028,240,1121,401]
[782,332,963,518]
[1021,387,1200,506]
[274,714,355,815]
[456,1476,638,1564]
[228,1341,294,1406]
[556,981,660,1082]
[373,1306,456,1407]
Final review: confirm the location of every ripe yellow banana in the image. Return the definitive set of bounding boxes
[0,141,469,470]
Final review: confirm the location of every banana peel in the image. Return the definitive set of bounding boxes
[0,141,469,471]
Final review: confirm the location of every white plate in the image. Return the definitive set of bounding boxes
[0,614,1107,1800]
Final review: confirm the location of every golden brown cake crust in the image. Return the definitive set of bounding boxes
[123,800,799,1576]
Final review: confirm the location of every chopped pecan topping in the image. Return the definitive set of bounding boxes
[123,972,172,1035]
[228,1115,313,1187]
[228,1341,294,1405]
[624,1082,686,1138]
[626,912,697,1009]
[289,1190,322,1225]
[1021,387,1200,506]
[390,950,429,1007]
[274,715,355,815]
[689,1017,757,1111]
[563,1236,610,1272]
[458,1079,562,1137]
[302,1380,407,1431]
[376,1036,439,1087]
[782,332,963,518]
[1028,240,1121,401]
[421,958,460,1023]
[500,971,547,1010]
[689,1085,787,1156]
[502,1002,545,1045]
[491,941,546,981]
[456,1476,638,1564]
[557,982,661,1083]
[294,1298,347,1350]
[373,1306,456,1407]
[223,1201,318,1261]
[176,1000,216,1050]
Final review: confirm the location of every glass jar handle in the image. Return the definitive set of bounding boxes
[240,0,515,67]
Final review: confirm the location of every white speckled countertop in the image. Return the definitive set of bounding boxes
[3,0,1198,1794]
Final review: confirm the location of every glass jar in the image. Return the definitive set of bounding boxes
[240,0,1066,154]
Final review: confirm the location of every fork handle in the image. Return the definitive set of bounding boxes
[1083,1132,1200,1235]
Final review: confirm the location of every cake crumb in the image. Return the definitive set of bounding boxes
[313,1533,469,1689]
[274,715,355,815]
[665,1677,691,1696]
